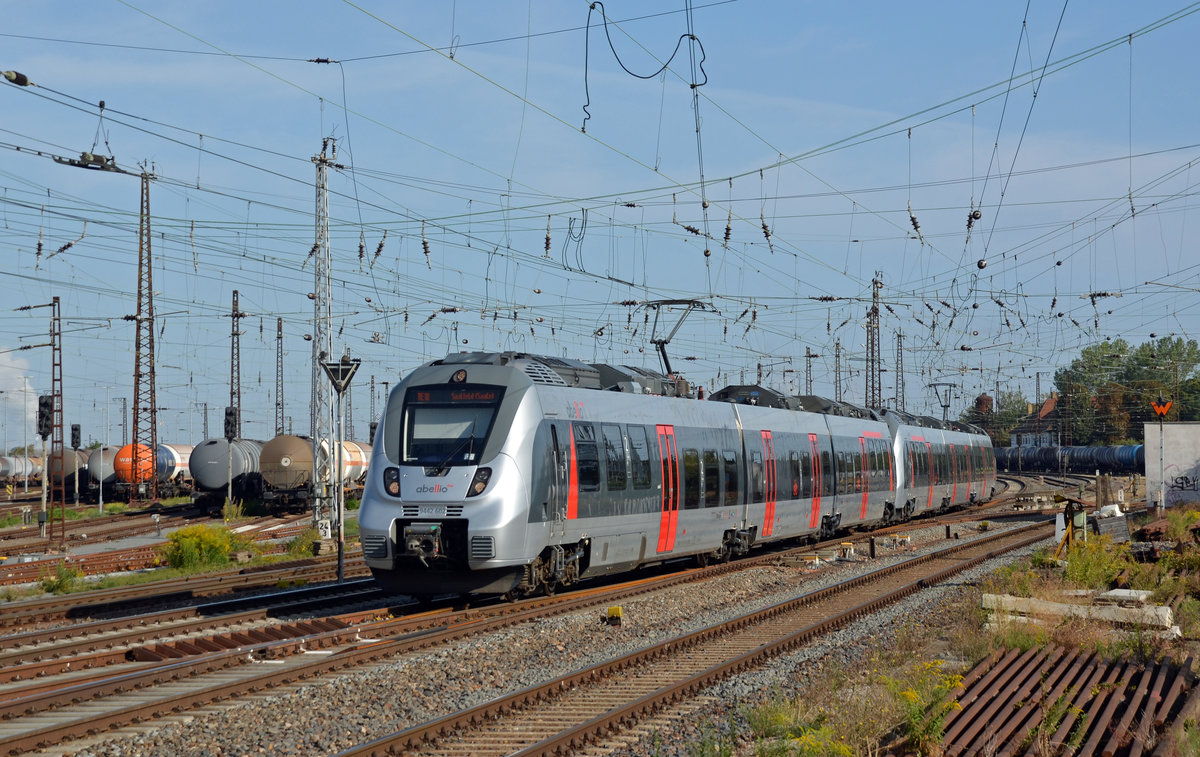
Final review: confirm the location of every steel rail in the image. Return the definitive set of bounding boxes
[332,522,1052,756]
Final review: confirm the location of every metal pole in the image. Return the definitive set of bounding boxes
[336,390,345,583]
[1159,414,1165,513]
[39,433,47,537]
[226,439,233,515]
[101,387,110,514]
[22,377,29,494]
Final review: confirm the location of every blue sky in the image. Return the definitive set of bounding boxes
[3,1,1200,447]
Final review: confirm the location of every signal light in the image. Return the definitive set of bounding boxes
[224,406,238,441]
[37,395,53,439]
[71,424,81,450]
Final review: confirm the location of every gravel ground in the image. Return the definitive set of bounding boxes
[64,518,1048,757]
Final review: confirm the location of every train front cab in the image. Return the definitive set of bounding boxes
[359,362,539,597]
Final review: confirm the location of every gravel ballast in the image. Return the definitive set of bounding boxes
[62,518,1048,757]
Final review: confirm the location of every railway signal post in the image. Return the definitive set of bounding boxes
[1152,396,1171,513]
[322,355,360,584]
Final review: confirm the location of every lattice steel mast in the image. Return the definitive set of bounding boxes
[49,297,63,548]
[129,171,158,504]
[229,290,246,438]
[865,274,882,408]
[311,140,338,527]
[275,317,285,436]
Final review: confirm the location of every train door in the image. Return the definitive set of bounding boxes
[808,433,822,528]
[921,439,934,509]
[858,436,869,519]
[548,423,570,538]
[950,442,959,505]
[761,431,776,536]
[656,424,679,553]
[963,445,973,500]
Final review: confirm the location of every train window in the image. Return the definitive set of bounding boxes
[602,424,626,491]
[800,451,813,498]
[683,449,701,510]
[821,450,834,495]
[628,426,652,490]
[750,451,764,503]
[788,451,801,499]
[703,450,719,506]
[573,423,600,492]
[723,450,740,507]
[402,384,505,466]
[835,451,848,494]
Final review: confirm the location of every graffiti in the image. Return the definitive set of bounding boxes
[1171,475,1200,492]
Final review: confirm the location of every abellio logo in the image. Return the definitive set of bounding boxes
[415,483,454,493]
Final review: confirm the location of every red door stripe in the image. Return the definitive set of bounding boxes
[925,442,934,509]
[567,424,578,519]
[656,425,679,553]
[761,431,775,536]
[858,437,869,519]
[808,433,821,528]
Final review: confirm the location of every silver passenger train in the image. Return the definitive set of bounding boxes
[358,352,996,598]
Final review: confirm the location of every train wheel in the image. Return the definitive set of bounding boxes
[694,552,710,568]
[542,578,558,596]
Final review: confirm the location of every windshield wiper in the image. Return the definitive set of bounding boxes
[430,422,476,475]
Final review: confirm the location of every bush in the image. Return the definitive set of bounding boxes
[40,560,82,594]
[1166,505,1200,542]
[1063,535,1126,590]
[286,526,321,558]
[157,523,255,570]
[882,659,963,754]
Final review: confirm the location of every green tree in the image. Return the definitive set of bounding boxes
[1054,337,1200,445]
[1054,340,1129,445]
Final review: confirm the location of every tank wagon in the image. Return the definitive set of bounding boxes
[995,445,1144,475]
[190,438,264,500]
[358,352,995,599]
[156,443,193,497]
[1,455,43,485]
[47,449,90,495]
[261,435,373,510]
[87,446,118,486]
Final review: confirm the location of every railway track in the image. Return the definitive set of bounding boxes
[331,522,1052,756]
[0,516,1051,756]
[0,513,314,587]
[0,551,371,630]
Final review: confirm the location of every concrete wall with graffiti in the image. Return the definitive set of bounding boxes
[1144,422,1200,508]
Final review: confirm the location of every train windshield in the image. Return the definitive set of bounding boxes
[401,384,505,467]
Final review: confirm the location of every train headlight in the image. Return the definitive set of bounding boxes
[467,467,492,497]
[383,467,401,497]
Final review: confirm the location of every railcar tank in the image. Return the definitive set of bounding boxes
[339,441,371,483]
[190,438,264,497]
[3,455,41,481]
[260,434,313,490]
[87,446,118,485]
[156,443,193,483]
[114,443,156,484]
[48,449,90,487]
